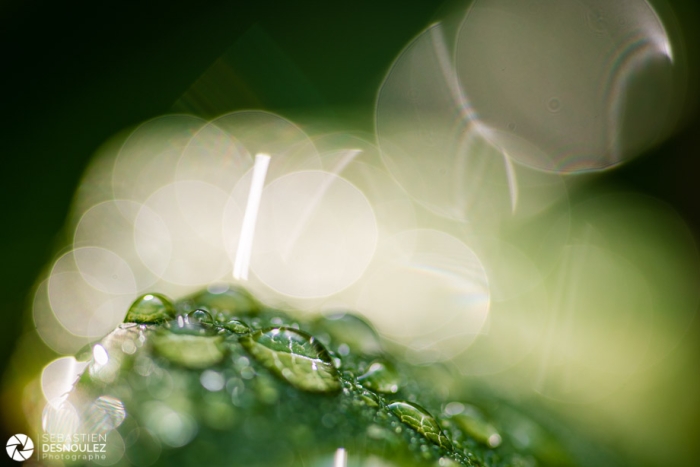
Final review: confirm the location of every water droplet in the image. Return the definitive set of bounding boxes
[387,401,452,450]
[315,312,383,355]
[358,360,401,394]
[221,318,251,334]
[125,294,175,324]
[444,402,465,416]
[75,343,93,362]
[152,331,225,369]
[179,285,259,316]
[449,405,501,448]
[240,327,341,393]
[168,316,218,336]
[186,309,213,325]
[359,389,380,407]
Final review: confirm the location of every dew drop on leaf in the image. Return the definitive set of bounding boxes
[240,327,341,393]
[387,400,452,450]
[447,404,501,448]
[179,285,259,316]
[187,309,213,325]
[315,312,383,355]
[152,331,225,369]
[125,293,175,324]
[358,360,401,394]
[221,318,251,334]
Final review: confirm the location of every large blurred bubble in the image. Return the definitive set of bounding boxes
[376,23,569,228]
[74,200,163,291]
[357,229,490,363]
[136,181,231,286]
[112,115,206,203]
[455,0,675,173]
[48,250,137,338]
[249,170,378,298]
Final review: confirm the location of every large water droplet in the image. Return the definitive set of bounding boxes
[358,389,380,407]
[152,330,225,369]
[315,312,383,355]
[447,404,501,448]
[168,315,218,337]
[221,318,251,334]
[179,285,259,316]
[125,294,175,324]
[387,401,452,450]
[186,309,213,325]
[358,360,401,394]
[240,327,341,393]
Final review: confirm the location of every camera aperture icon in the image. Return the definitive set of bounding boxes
[6,434,34,461]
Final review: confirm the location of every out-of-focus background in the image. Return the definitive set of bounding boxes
[1,0,699,466]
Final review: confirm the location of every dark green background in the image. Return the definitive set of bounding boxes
[1,0,699,464]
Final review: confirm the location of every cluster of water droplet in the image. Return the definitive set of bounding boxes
[43,285,574,466]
